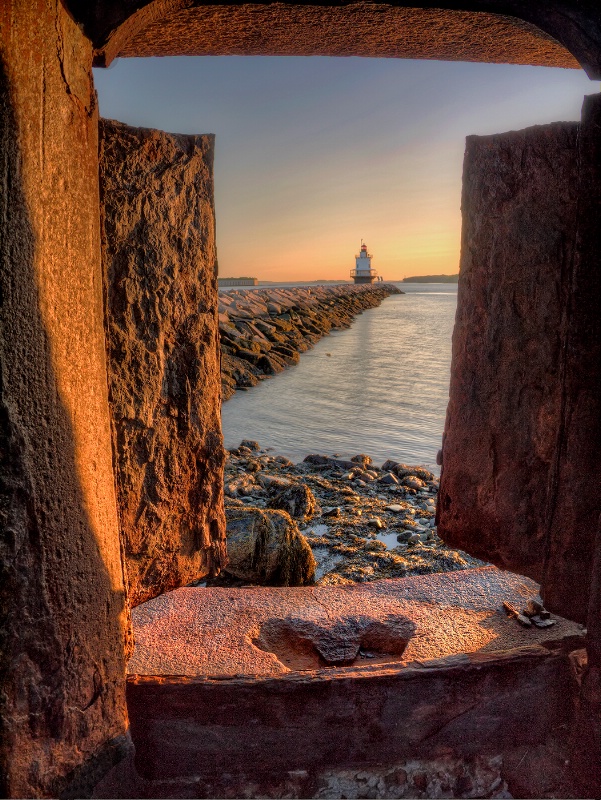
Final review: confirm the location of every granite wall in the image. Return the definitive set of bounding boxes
[0,2,130,796]
[66,1,588,75]
[99,119,227,608]
[437,107,601,624]
[127,637,583,797]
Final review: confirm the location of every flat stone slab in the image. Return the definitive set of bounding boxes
[129,566,582,677]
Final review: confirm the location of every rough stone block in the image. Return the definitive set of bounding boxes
[225,506,316,586]
[437,119,601,621]
[92,4,579,73]
[127,639,582,787]
[541,94,601,623]
[0,2,130,796]
[99,119,226,607]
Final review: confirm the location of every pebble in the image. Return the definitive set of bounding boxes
[502,601,532,627]
[523,598,544,617]
[258,474,292,489]
[365,540,386,551]
[240,439,260,451]
[531,617,556,628]
[323,507,342,518]
[401,476,426,491]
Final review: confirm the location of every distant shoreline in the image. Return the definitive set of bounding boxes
[402,274,459,283]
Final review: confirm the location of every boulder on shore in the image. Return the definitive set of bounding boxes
[266,482,319,521]
[225,507,316,586]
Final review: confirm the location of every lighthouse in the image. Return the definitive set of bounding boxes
[351,241,378,284]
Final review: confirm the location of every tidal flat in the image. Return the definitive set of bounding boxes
[214,440,486,588]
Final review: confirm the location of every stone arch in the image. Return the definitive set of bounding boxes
[67,1,601,77]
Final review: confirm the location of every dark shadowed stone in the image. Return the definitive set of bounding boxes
[541,96,601,624]
[439,122,579,588]
[438,116,601,622]
[225,507,316,586]
[266,482,318,521]
[0,5,130,795]
[99,119,226,607]
[304,454,330,465]
[240,439,261,451]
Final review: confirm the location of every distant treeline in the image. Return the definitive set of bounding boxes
[402,274,459,283]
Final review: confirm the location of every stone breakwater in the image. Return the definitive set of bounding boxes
[219,283,402,400]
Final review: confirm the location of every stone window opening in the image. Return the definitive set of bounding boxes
[3,2,601,797]
[98,54,597,799]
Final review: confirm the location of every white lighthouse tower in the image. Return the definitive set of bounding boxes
[351,240,378,284]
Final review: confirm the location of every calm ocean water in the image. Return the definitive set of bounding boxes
[221,283,457,471]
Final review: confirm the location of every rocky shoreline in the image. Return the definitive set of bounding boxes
[219,283,402,400]
[212,441,486,588]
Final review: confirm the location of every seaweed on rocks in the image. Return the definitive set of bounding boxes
[213,442,487,588]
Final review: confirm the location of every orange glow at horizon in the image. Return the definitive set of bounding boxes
[94,57,595,283]
[216,175,463,282]
[217,223,462,283]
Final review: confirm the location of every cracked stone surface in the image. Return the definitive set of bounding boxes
[100,119,227,607]
[438,116,601,623]
[128,566,582,677]
[105,5,578,71]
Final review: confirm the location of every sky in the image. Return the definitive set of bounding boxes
[94,57,596,281]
